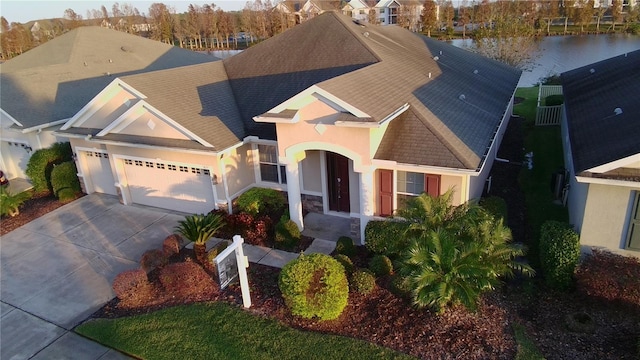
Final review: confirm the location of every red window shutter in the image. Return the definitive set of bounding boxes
[379,169,393,216]
[425,174,441,197]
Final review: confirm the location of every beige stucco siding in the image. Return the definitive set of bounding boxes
[440,174,463,205]
[117,110,189,139]
[580,183,639,256]
[224,143,256,198]
[301,150,322,193]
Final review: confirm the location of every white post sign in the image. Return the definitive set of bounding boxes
[215,235,251,308]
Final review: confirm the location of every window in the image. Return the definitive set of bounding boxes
[380,8,385,13]
[396,171,440,208]
[359,9,365,14]
[627,192,640,250]
[258,144,287,184]
[389,7,398,24]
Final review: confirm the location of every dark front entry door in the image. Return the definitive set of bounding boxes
[326,152,350,213]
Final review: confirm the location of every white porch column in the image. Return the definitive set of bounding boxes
[359,168,375,245]
[286,159,304,231]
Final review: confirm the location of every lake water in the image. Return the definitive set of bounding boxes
[450,34,640,87]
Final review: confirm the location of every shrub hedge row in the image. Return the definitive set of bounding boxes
[25,142,72,192]
[364,220,409,257]
[539,221,581,290]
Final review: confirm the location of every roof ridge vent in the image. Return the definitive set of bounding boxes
[589,68,596,74]
[614,107,623,115]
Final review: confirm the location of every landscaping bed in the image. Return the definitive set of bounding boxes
[0,191,73,236]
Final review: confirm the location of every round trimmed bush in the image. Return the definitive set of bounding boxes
[334,254,354,274]
[278,253,349,321]
[350,269,376,295]
[275,217,301,250]
[50,161,81,201]
[364,220,409,257]
[236,187,285,216]
[540,221,580,290]
[335,236,355,257]
[25,142,72,192]
[369,254,393,276]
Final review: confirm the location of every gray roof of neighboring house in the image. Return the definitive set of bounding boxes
[561,49,640,173]
[0,26,216,130]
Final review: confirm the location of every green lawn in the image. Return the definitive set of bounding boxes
[76,302,415,360]
[514,87,569,267]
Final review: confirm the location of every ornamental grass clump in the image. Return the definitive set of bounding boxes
[278,253,349,321]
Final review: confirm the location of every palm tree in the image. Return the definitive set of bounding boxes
[0,188,30,217]
[175,213,225,265]
[397,192,533,313]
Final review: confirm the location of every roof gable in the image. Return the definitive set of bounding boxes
[562,50,640,173]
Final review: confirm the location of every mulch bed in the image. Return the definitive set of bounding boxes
[0,191,74,236]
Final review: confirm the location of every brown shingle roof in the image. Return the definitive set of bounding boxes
[561,49,640,173]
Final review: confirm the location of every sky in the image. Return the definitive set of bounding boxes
[0,0,248,24]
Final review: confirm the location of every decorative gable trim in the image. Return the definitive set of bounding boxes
[97,100,215,148]
[587,153,640,174]
[271,85,371,118]
[60,78,147,131]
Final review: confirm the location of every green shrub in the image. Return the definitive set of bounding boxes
[369,255,394,276]
[334,254,355,274]
[539,221,580,290]
[275,217,301,250]
[350,269,376,295]
[50,161,81,201]
[278,253,349,321]
[545,94,564,106]
[479,196,508,223]
[25,142,72,192]
[236,187,285,216]
[0,187,30,217]
[335,236,355,257]
[364,220,409,257]
[389,274,411,299]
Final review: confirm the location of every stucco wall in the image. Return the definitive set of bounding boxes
[80,91,138,129]
[580,184,639,256]
[224,143,256,198]
[301,150,322,193]
[118,111,189,139]
[440,174,463,206]
[276,99,373,169]
[468,95,514,200]
[560,108,588,232]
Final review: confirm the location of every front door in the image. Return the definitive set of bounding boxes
[326,152,350,213]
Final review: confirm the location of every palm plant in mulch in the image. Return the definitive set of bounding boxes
[175,213,225,265]
[396,191,534,313]
[0,187,30,217]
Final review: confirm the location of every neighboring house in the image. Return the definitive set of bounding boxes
[375,0,424,30]
[0,27,216,180]
[561,49,640,257]
[56,12,521,242]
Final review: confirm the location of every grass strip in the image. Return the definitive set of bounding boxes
[76,302,415,360]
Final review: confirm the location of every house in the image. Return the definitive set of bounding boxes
[561,50,640,257]
[375,0,424,30]
[0,26,216,181]
[54,12,520,242]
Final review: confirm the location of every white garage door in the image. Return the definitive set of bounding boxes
[122,158,215,214]
[82,151,117,195]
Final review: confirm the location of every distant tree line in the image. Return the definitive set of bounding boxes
[1,1,638,62]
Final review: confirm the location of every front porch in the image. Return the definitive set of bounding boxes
[301,212,352,242]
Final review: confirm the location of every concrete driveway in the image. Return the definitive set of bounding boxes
[1,194,186,359]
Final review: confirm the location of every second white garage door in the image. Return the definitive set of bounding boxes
[122,158,215,214]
